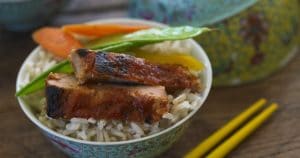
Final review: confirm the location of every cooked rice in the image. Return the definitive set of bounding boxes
[139,40,193,55]
[22,44,204,142]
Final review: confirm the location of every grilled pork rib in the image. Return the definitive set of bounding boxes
[46,73,169,122]
[70,49,201,92]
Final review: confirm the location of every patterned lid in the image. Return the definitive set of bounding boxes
[129,0,258,26]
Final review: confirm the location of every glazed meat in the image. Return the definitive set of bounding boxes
[70,49,201,92]
[46,73,169,122]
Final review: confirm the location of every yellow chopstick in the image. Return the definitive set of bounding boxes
[184,98,266,158]
[206,103,278,158]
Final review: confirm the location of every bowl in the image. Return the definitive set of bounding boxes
[16,18,212,158]
[0,0,69,31]
[129,0,300,86]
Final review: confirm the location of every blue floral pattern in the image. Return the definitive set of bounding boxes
[42,121,189,158]
[129,0,257,26]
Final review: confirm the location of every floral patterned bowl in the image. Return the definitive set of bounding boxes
[16,18,212,158]
[130,0,300,86]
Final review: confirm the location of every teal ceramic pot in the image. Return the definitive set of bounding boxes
[16,19,212,158]
[0,0,69,31]
[129,0,300,86]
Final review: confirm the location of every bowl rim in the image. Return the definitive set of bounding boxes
[16,18,212,145]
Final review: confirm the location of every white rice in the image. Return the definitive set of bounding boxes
[139,40,193,55]
[22,44,204,142]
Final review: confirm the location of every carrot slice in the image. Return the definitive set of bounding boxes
[62,24,150,37]
[32,27,83,59]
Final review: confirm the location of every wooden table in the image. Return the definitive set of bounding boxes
[1,1,299,157]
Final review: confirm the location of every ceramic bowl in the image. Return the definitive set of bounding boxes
[129,0,300,86]
[0,0,69,31]
[16,18,212,158]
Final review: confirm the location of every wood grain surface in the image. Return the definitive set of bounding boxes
[0,1,299,157]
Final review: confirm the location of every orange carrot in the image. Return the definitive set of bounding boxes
[62,24,150,37]
[32,27,83,59]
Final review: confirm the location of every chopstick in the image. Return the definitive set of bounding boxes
[184,99,278,158]
[184,98,267,158]
[206,103,278,158]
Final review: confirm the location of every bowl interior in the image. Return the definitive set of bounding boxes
[16,18,212,145]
